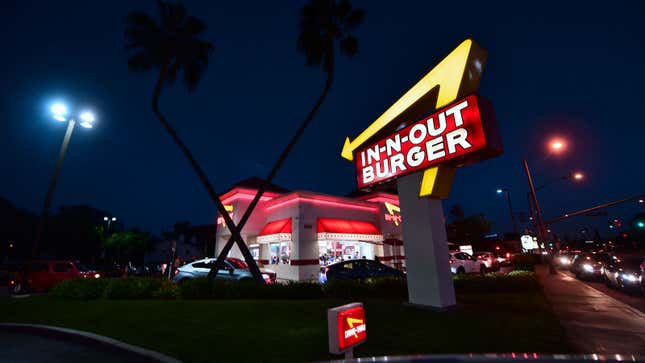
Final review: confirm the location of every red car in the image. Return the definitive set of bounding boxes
[8,260,81,294]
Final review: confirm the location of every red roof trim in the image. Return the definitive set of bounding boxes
[259,218,292,236]
[317,218,380,235]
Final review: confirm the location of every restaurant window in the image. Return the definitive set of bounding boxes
[269,242,291,265]
[250,244,259,260]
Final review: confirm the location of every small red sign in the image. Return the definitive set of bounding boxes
[355,94,501,189]
[328,303,367,354]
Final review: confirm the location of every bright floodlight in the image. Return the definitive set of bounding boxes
[112,217,117,221]
[496,188,503,194]
[51,103,68,116]
[572,172,584,181]
[104,216,108,221]
[80,111,95,123]
[51,103,68,121]
[80,121,93,129]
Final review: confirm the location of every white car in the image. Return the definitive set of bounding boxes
[473,252,499,271]
[449,252,486,274]
[172,258,275,284]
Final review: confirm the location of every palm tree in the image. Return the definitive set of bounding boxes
[124,1,264,281]
[209,0,365,274]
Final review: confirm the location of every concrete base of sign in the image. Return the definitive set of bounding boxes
[397,171,456,309]
[403,302,462,312]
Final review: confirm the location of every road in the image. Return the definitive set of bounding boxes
[560,270,645,313]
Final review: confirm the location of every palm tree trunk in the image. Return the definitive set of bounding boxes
[211,43,335,275]
[151,61,264,282]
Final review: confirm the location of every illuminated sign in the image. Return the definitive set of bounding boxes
[217,205,235,226]
[384,201,402,226]
[327,302,367,354]
[341,39,502,198]
[356,94,500,189]
[521,235,538,250]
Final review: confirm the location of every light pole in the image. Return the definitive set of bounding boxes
[523,138,570,255]
[104,216,117,232]
[33,103,96,257]
[496,188,518,234]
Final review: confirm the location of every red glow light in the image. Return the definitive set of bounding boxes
[266,196,379,213]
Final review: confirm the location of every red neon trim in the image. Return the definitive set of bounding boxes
[357,193,399,204]
[220,187,282,205]
[259,218,292,236]
[317,218,381,235]
[266,197,378,212]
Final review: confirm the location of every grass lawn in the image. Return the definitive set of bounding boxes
[0,292,571,362]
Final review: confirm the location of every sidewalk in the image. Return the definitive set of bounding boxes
[536,265,645,354]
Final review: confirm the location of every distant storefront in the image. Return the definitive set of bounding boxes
[216,178,405,281]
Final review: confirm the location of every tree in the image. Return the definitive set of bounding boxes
[104,230,153,266]
[124,1,263,279]
[208,0,364,278]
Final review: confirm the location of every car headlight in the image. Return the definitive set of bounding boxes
[582,264,594,272]
[559,257,570,265]
[94,273,101,279]
[621,273,638,283]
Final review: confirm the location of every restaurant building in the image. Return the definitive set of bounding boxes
[216,178,405,281]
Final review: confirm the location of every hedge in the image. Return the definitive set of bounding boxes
[51,272,541,300]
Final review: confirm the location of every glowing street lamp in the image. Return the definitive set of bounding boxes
[34,101,99,254]
[549,138,567,154]
[104,216,117,231]
[572,172,584,181]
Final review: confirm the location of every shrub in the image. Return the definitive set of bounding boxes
[103,277,174,299]
[51,278,109,299]
[323,278,407,299]
[179,278,324,299]
[453,271,541,293]
[511,253,539,271]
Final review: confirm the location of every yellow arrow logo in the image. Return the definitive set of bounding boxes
[384,202,400,215]
[340,38,487,198]
[341,39,485,161]
[347,317,363,328]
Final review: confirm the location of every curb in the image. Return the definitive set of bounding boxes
[0,323,183,363]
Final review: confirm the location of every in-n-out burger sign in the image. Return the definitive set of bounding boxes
[341,39,502,198]
[356,94,499,189]
[328,302,367,356]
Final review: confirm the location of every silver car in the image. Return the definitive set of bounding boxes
[172,258,272,284]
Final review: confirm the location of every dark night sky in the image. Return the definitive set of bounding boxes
[2,1,644,237]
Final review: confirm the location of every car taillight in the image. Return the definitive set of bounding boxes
[173,268,179,276]
[9,280,14,286]
[505,253,511,259]
[324,267,329,274]
[449,258,454,264]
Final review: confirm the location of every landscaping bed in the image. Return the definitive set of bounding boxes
[0,272,572,362]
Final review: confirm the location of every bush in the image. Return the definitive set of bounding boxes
[179,278,324,299]
[323,278,407,299]
[453,271,541,293]
[511,253,539,271]
[103,277,175,299]
[51,278,109,299]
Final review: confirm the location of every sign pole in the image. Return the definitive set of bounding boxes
[397,171,456,309]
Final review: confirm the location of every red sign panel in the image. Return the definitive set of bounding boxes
[355,94,501,189]
[328,303,367,354]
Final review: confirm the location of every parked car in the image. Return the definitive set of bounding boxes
[449,252,486,274]
[602,254,643,292]
[473,252,499,271]
[570,253,606,280]
[75,263,101,279]
[172,258,275,284]
[226,257,276,283]
[320,259,405,283]
[8,260,80,294]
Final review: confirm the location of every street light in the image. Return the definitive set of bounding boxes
[496,188,518,234]
[104,216,117,232]
[33,101,98,257]
[524,136,570,255]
